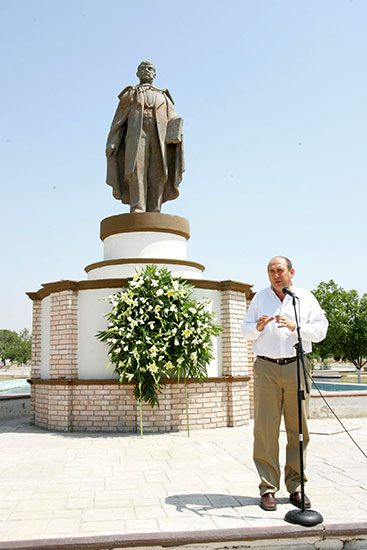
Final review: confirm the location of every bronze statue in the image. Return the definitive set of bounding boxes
[106,61,185,212]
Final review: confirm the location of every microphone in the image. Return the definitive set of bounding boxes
[282,287,297,298]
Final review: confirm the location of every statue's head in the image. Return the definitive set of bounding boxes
[137,61,156,84]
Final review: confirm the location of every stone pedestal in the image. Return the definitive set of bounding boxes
[86,213,204,280]
[27,213,254,432]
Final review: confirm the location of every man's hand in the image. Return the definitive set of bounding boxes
[106,143,119,157]
[275,315,296,331]
[256,315,274,332]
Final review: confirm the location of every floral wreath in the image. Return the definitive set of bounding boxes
[96,265,222,435]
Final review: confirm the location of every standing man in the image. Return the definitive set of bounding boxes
[242,257,328,511]
[106,61,185,213]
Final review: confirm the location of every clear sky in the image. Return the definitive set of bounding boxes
[1,0,366,332]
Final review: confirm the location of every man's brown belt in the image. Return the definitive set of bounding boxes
[258,356,297,365]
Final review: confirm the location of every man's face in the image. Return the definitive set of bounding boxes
[268,257,295,293]
[137,63,156,84]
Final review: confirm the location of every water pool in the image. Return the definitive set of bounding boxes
[0,379,30,395]
[312,380,367,392]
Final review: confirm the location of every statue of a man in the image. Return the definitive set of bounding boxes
[105,61,185,213]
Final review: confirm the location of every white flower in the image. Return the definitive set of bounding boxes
[188,307,196,314]
[190,352,197,361]
[183,328,191,337]
[115,347,121,353]
[166,288,175,297]
[150,345,158,357]
[125,372,134,382]
[171,327,177,335]
[156,288,164,296]
[151,279,159,287]
[170,305,177,312]
[133,272,139,281]
[177,357,184,365]
[165,361,173,369]
[174,339,179,346]
[148,362,158,373]
[123,345,128,351]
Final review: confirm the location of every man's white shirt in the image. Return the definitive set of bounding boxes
[242,286,328,359]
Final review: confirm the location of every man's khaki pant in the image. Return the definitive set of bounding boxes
[253,356,310,496]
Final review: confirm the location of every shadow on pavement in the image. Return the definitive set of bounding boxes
[165,493,291,518]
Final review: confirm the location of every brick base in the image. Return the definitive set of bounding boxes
[30,377,250,433]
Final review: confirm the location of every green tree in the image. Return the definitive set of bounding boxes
[13,329,32,365]
[311,280,346,365]
[0,329,19,365]
[0,328,32,366]
[312,281,367,383]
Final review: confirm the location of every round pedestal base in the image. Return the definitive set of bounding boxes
[284,509,324,527]
[86,213,204,280]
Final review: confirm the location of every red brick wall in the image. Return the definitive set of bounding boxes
[221,290,248,376]
[31,300,41,379]
[30,283,253,432]
[30,300,42,424]
[31,379,249,433]
[49,290,78,380]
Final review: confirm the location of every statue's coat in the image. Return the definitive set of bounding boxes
[106,85,185,205]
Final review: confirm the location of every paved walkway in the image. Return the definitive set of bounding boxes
[0,416,366,546]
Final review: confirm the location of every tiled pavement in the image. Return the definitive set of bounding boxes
[0,415,366,545]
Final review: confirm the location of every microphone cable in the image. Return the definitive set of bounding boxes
[306,369,367,461]
[289,292,365,459]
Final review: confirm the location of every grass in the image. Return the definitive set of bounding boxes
[340,375,367,384]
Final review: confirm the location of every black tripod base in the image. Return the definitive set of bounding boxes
[284,509,324,527]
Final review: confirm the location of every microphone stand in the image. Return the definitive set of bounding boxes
[284,293,323,527]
